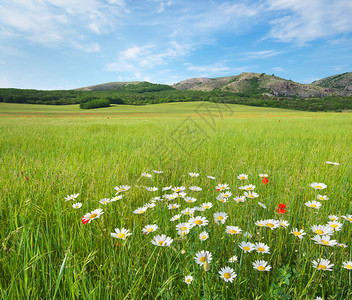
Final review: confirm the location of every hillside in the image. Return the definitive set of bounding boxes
[75,81,141,91]
[173,72,335,97]
[312,72,352,93]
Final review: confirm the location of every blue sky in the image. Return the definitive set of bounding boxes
[0,0,352,90]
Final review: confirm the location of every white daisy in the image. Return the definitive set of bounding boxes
[237,174,248,180]
[144,202,156,209]
[189,216,209,227]
[216,183,230,191]
[64,193,79,201]
[114,185,130,193]
[219,266,237,282]
[151,234,173,247]
[162,186,172,191]
[233,196,246,203]
[310,182,327,190]
[189,172,199,177]
[263,219,280,230]
[199,231,209,241]
[72,202,82,209]
[305,201,322,209]
[170,214,181,221]
[311,225,333,236]
[216,195,227,203]
[326,221,343,231]
[184,196,197,203]
[181,207,196,216]
[255,220,266,227]
[290,228,306,239]
[176,223,192,235]
[317,194,329,201]
[238,241,255,253]
[207,176,215,180]
[111,228,132,240]
[145,186,158,192]
[229,255,238,263]
[342,261,352,270]
[164,193,179,201]
[99,198,110,205]
[141,172,152,178]
[328,215,339,221]
[244,191,259,199]
[311,235,338,246]
[259,174,268,178]
[213,212,228,224]
[342,215,352,223]
[172,186,186,193]
[225,226,242,235]
[184,275,193,284]
[168,203,180,210]
[253,260,271,271]
[258,202,267,209]
[189,186,202,192]
[279,220,290,228]
[82,209,104,223]
[243,184,256,191]
[142,224,159,234]
[200,202,213,210]
[133,206,148,214]
[153,170,163,174]
[110,195,123,202]
[194,250,212,266]
[312,258,334,271]
[220,191,232,198]
[254,242,270,254]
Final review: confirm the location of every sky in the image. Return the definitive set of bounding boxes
[0,0,352,90]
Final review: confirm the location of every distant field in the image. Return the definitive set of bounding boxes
[0,102,351,299]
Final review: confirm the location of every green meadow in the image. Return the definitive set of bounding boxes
[0,102,352,299]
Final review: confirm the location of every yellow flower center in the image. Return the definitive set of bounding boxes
[147,228,154,232]
[315,229,324,234]
[217,216,224,220]
[89,213,98,219]
[243,246,250,251]
[293,231,301,236]
[257,266,266,271]
[318,264,327,270]
[318,197,324,200]
[200,256,206,263]
[195,220,203,225]
[331,218,337,221]
[120,188,125,191]
[187,279,191,282]
[159,241,164,246]
[266,223,274,228]
[224,273,231,279]
[310,204,317,208]
[229,230,237,234]
[247,187,253,190]
[322,240,329,245]
[180,226,187,231]
[258,247,265,252]
[315,186,322,189]
[117,233,125,239]
[346,265,352,269]
[258,224,265,227]
[201,236,207,240]
[204,205,209,209]
[331,224,338,228]
[185,212,190,215]
[240,177,245,179]
[139,210,144,214]
[248,195,254,198]
[219,199,225,202]
[220,187,225,190]
[224,194,229,197]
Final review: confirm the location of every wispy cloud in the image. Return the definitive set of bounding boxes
[272,66,285,72]
[242,50,283,59]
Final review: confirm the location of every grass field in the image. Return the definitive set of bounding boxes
[0,102,352,299]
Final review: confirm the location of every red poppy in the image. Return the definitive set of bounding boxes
[262,177,269,185]
[278,203,286,209]
[82,217,90,225]
[217,189,220,192]
[277,208,287,214]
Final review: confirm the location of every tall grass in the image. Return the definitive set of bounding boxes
[0,102,351,299]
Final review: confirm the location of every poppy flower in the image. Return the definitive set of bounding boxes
[278,203,286,209]
[277,208,287,214]
[262,177,269,184]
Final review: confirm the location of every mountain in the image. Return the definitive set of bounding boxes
[172,72,335,97]
[311,72,352,94]
[75,81,141,91]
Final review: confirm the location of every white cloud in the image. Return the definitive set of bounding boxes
[267,0,352,44]
[242,50,283,59]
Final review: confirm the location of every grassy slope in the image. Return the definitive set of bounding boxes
[0,102,352,299]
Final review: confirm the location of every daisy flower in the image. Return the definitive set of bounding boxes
[338,243,347,248]
[238,241,255,253]
[99,198,110,205]
[164,193,179,201]
[326,221,343,231]
[199,231,209,241]
[65,193,79,201]
[233,196,246,203]
[311,225,333,236]
[151,234,173,247]
[181,208,196,216]
[200,202,213,210]
[254,242,270,254]
[342,261,352,270]
[207,176,215,180]
[328,215,339,221]
[111,228,132,240]
[244,191,259,199]
[342,215,352,223]
[290,228,306,239]
[305,201,322,209]
[317,194,329,201]
[243,184,256,191]
[253,260,272,271]
[238,174,248,180]
[263,219,280,230]
[216,195,227,203]
[153,170,163,174]
[170,214,181,221]
[243,232,253,238]
[184,196,197,203]
[312,258,334,271]
[326,161,340,166]
[110,195,123,202]
[142,224,159,234]
[172,186,186,193]
[178,192,187,198]
[72,202,82,209]
[162,186,172,191]
[259,174,268,178]
[194,250,212,266]
[145,186,158,192]
[225,226,242,235]
[189,186,202,192]
[214,212,228,224]
[279,220,290,228]
[229,256,238,263]
[185,275,193,284]
[311,235,338,246]
[144,202,156,209]
[168,203,180,210]
[141,172,152,178]
[220,191,232,198]
[255,220,266,227]
[216,183,230,191]
[133,206,148,214]
[189,172,199,177]
[189,216,209,227]
[219,266,237,282]
[258,202,267,209]
[82,209,104,224]
[114,185,130,193]
[310,182,327,190]
[176,223,192,235]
